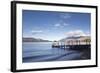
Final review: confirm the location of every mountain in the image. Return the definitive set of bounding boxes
[59,36,90,42]
[23,37,51,42]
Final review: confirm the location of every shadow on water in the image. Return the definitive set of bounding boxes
[23,42,91,63]
[23,47,91,63]
[52,45,91,60]
[57,45,91,59]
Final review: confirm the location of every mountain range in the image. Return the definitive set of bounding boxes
[59,36,90,42]
[23,37,51,42]
[23,36,90,42]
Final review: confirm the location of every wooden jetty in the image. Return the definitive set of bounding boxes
[52,36,91,50]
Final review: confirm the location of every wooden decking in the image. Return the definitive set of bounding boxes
[52,44,90,50]
[52,41,91,50]
[52,36,91,50]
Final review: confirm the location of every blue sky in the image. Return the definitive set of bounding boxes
[22,10,91,41]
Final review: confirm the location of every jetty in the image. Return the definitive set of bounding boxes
[52,36,91,50]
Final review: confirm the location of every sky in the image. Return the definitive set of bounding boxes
[22,10,91,41]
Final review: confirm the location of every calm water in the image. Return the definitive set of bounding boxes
[22,42,89,63]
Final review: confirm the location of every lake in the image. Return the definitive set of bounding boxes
[22,42,90,63]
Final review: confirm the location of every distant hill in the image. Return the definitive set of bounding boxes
[59,36,90,42]
[23,37,51,42]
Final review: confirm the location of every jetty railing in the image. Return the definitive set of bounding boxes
[52,38,91,49]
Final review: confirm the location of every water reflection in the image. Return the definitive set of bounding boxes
[22,42,90,63]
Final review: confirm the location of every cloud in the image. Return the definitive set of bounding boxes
[31,30,43,34]
[54,23,69,28]
[63,23,69,26]
[60,13,71,19]
[54,23,61,27]
[54,13,71,28]
[66,30,88,37]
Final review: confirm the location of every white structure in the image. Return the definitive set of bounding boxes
[65,36,91,45]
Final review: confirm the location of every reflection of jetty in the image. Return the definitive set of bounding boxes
[52,36,91,50]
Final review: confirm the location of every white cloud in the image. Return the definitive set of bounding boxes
[66,30,88,37]
[54,23,61,27]
[60,13,71,19]
[31,30,43,33]
[54,23,69,28]
[63,23,69,26]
